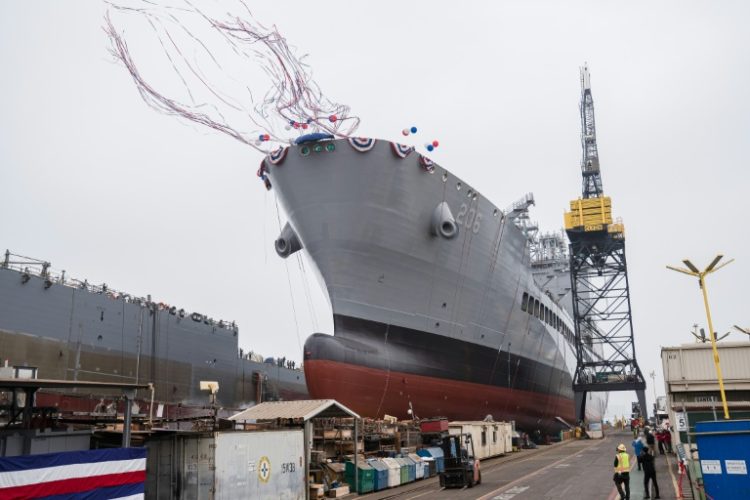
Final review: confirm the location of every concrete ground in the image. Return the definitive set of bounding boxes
[355,431,680,500]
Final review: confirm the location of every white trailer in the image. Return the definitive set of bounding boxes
[146,429,305,499]
[448,421,512,460]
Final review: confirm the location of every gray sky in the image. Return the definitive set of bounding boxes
[1,1,748,421]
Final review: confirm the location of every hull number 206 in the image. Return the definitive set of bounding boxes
[456,203,482,234]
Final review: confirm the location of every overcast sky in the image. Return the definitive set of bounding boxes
[2,1,748,421]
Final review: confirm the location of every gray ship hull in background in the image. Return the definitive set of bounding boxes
[0,260,307,410]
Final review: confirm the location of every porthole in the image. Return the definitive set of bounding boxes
[456,182,462,191]
[300,146,311,156]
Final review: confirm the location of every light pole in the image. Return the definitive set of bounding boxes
[667,255,733,419]
[649,370,657,416]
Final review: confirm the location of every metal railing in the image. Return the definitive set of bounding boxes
[2,249,239,333]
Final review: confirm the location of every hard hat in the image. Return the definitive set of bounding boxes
[617,444,626,452]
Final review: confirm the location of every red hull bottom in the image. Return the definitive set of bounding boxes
[304,360,576,431]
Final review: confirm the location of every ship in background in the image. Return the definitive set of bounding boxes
[0,251,307,415]
[265,137,608,433]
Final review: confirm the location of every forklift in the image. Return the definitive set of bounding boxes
[439,432,481,488]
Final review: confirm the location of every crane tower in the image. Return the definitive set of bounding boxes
[564,65,647,422]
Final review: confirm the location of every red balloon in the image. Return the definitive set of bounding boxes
[329,114,337,122]
[293,123,299,129]
[263,134,270,141]
[432,140,439,147]
[302,123,309,130]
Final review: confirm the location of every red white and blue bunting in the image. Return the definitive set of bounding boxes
[419,154,435,173]
[257,160,272,190]
[347,137,377,152]
[390,142,415,159]
[267,146,288,165]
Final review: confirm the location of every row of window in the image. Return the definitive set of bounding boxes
[520,292,574,343]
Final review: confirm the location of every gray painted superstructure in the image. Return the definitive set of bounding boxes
[267,138,607,423]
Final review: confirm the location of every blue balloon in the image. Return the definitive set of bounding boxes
[258,134,265,141]
[427,144,434,152]
[410,126,417,134]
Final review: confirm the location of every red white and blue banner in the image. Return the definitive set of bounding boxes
[257,160,272,190]
[267,146,288,165]
[390,142,415,159]
[0,447,147,499]
[347,137,376,152]
[418,154,435,173]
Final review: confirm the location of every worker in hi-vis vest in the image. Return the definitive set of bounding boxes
[613,443,631,500]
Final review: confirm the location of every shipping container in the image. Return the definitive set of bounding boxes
[145,429,304,499]
[448,421,512,459]
[662,343,750,392]
[695,420,750,500]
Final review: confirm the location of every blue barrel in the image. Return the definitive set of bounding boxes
[695,420,750,500]
[367,459,389,491]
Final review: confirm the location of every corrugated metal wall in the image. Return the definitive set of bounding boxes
[215,430,304,499]
[145,430,304,499]
[662,343,750,384]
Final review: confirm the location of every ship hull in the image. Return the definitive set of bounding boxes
[305,359,574,430]
[0,266,308,412]
[268,138,607,431]
[304,315,576,430]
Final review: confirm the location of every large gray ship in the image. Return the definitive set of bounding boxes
[263,137,608,432]
[0,251,307,414]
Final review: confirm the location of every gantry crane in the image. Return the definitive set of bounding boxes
[564,65,647,422]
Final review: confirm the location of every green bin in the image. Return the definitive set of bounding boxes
[395,457,410,484]
[345,461,375,494]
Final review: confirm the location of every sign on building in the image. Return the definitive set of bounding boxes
[675,412,688,432]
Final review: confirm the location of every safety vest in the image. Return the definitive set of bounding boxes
[614,452,630,473]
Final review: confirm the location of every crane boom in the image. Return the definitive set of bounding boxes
[580,65,603,199]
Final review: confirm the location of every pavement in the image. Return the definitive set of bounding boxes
[355,431,680,500]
